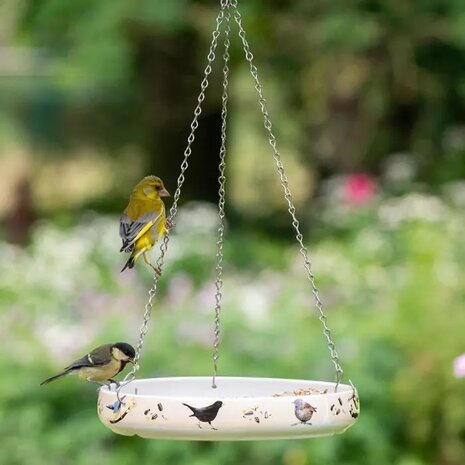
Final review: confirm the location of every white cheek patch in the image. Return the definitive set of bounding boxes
[112,348,127,361]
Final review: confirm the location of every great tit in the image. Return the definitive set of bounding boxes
[40,342,136,386]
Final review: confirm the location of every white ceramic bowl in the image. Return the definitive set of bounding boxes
[97,377,359,441]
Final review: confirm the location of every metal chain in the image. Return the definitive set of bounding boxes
[231,1,344,389]
[211,6,231,389]
[115,4,227,400]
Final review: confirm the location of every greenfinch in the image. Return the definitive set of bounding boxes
[120,175,170,272]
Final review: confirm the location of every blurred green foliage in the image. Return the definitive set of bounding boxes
[1,192,464,465]
[3,0,465,215]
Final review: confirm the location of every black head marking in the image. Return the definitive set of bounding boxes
[113,342,136,359]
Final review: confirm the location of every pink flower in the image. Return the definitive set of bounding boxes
[453,354,465,378]
[343,173,377,205]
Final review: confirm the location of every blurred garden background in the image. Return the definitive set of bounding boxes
[1,0,465,464]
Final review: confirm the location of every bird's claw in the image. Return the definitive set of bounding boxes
[149,265,162,276]
[166,218,175,230]
[109,379,120,388]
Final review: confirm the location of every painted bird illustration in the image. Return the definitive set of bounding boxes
[120,175,170,273]
[292,399,317,425]
[40,342,135,386]
[182,400,223,430]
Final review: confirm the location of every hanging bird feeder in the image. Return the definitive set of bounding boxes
[97,0,360,441]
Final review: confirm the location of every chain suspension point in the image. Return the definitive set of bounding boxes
[118,0,345,399]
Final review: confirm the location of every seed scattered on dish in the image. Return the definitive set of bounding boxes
[272,387,328,397]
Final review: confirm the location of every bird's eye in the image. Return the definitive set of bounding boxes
[155,185,162,190]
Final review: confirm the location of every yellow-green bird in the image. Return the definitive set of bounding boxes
[120,175,170,272]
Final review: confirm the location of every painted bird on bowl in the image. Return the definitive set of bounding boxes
[183,401,223,430]
[292,398,317,425]
[120,175,170,273]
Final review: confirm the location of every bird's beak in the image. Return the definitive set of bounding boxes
[159,188,170,197]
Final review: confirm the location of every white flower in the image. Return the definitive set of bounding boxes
[453,354,465,378]
[443,181,465,208]
[383,153,416,183]
[35,316,99,363]
[378,193,448,228]
[174,202,221,236]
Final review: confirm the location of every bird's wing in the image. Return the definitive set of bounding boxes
[64,345,112,370]
[119,210,164,252]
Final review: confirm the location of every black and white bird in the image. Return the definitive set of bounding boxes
[292,399,317,425]
[40,342,135,386]
[182,400,223,429]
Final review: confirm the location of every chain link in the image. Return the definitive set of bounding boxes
[231,2,344,389]
[211,6,231,389]
[115,0,345,399]
[115,4,227,400]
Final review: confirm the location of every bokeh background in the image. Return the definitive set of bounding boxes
[1,0,465,464]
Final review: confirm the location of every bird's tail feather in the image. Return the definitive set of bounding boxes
[182,403,196,415]
[40,370,69,386]
[121,254,135,272]
[120,241,133,253]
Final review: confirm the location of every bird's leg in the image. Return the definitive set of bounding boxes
[209,423,218,431]
[108,379,120,388]
[143,252,162,276]
[197,422,202,429]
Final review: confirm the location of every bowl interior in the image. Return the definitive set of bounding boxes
[106,376,352,399]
